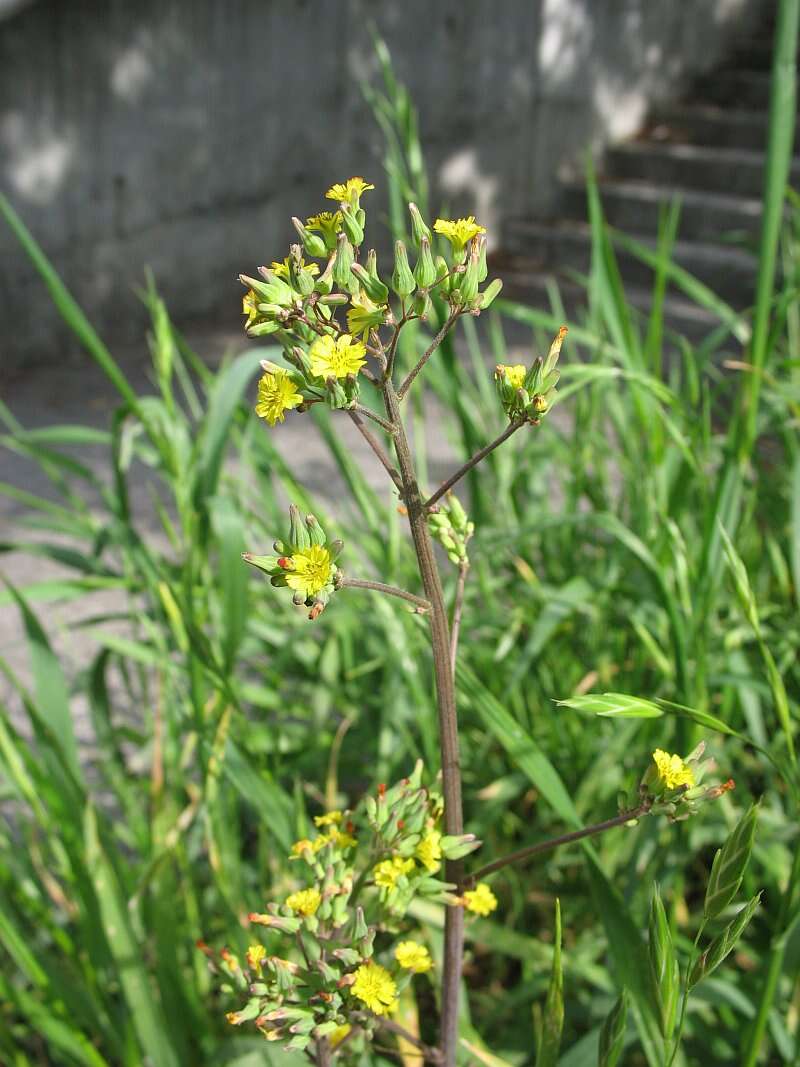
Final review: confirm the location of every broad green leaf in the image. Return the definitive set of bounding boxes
[704,805,758,921]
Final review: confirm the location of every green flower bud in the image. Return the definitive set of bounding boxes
[247,321,280,336]
[413,290,431,320]
[285,345,311,376]
[477,235,488,282]
[305,514,327,546]
[458,243,480,303]
[241,553,279,575]
[414,236,437,288]
[475,277,503,310]
[366,248,380,280]
[350,262,389,305]
[288,504,311,551]
[291,217,327,258]
[434,255,451,292]
[392,240,416,298]
[314,254,335,296]
[325,375,350,410]
[408,202,432,245]
[340,205,364,247]
[333,233,355,290]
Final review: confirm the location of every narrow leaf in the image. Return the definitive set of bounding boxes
[704,805,758,921]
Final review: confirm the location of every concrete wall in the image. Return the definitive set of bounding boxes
[1,0,766,372]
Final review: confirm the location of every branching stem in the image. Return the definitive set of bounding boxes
[425,418,526,509]
[347,410,403,491]
[463,801,652,888]
[338,576,430,613]
[352,403,397,436]
[397,311,460,400]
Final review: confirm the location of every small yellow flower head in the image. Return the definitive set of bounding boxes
[242,288,260,327]
[270,255,319,280]
[285,887,321,917]
[314,810,343,828]
[246,944,267,972]
[462,882,498,917]
[373,856,415,890]
[416,830,443,874]
[434,215,486,255]
[290,837,326,858]
[495,364,527,391]
[652,749,695,791]
[284,545,332,598]
[306,210,343,246]
[329,1023,352,1049]
[255,369,303,427]
[326,828,358,850]
[395,940,433,973]
[347,293,386,339]
[351,961,398,1015]
[308,333,367,380]
[325,177,375,207]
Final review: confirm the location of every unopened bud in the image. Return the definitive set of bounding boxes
[292,217,327,259]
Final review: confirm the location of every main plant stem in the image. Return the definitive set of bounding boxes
[383,378,464,1067]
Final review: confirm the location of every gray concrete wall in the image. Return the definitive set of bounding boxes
[1,0,765,373]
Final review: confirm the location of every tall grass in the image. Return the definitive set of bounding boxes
[1,20,799,1067]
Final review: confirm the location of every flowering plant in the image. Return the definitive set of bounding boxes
[202,177,759,1067]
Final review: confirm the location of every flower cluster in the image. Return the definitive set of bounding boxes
[239,177,506,431]
[243,504,342,619]
[495,326,567,423]
[203,764,485,1056]
[630,743,735,821]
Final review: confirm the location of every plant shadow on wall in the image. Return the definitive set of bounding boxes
[0,22,799,1067]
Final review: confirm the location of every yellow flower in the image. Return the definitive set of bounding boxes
[242,288,260,327]
[246,944,267,972]
[325,177,375,206]
[496,364,527,390]
[306,210,343,246]
[329,1023,352,1049]
[270,255,319,280]
[326,828,358,850]
[347,292,386,339]
[351,961,397,1015]
[374,856,415,890]
[284,545,332,598]
[285,887,321,917]
[652,749,695,790]
[308,333,367,380]
[394,940,433,974]
[416,830,442,874]
[255,369,303,427]
[462,882,497,917]
[290,837,328,858]
[434,215,486,254]
[314,810,343,828]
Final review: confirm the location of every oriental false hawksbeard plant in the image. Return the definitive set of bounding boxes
[203,177,756,1067]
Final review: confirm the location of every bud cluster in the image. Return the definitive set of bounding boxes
[494,326,567,423]
[621,742,735,822]
[428,493,474,566]
[243,504,343,620]
[204,763,483,1056]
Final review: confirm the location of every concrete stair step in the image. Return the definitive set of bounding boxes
[558,179,763,243]
[645,105,784,152]
[693,69,773,108]
[605,142,800,198]
[501,220,758,305]
[494,263,723,344]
